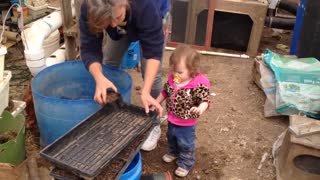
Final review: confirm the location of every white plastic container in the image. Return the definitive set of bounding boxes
[25,2,48,11]
[11,100,26,118]
[0,45,7,81]
[0,71,12,115]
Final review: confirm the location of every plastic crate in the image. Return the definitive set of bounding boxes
[0,71,11,115]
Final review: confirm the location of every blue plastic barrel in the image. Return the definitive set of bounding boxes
[31,61,132,146]
[290,0,320,60]
[120,152,142,180]
[290,0,305,55]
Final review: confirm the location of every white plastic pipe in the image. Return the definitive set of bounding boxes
[46,45,66,67]
[23,0,76,76]
[22,11,62,50]
[22,11,63,76]
[165,46,250,59]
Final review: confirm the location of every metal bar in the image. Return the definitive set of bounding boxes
[165,46,250,58]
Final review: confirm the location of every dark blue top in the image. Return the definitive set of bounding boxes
[79,0,167,70]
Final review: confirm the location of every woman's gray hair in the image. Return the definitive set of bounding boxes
[86,0,128,33]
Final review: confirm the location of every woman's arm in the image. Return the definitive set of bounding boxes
[79,3,117,104]
[79,2,104,70]
[134,1,165,116]
[141,58,163,117]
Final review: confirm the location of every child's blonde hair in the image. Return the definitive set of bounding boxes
[169,45,200,77]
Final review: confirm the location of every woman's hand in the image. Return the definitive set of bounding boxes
[89,62,118,105]
[94,76,118,105]
[141,90,163,117]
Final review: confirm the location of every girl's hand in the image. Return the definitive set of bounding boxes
[190,107,204,115]
[190,102,209,115]
[94,76,118,105]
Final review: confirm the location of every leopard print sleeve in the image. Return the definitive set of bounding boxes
[192,84,210,107]
[161,82,169,98]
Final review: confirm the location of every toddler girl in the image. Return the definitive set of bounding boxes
[155,45,211,177]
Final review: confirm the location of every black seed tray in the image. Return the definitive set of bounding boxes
[40,99,156,178]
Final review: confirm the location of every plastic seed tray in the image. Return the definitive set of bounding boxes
[49,127,152,180]
[40,98,156,179]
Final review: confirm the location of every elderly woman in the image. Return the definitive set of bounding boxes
[79,0,170,151]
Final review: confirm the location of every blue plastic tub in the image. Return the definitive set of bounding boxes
[120,152,142,180]
[10,0,24,6]
[120,41,140,70]
[31,61,132,146]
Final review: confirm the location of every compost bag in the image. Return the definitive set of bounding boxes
[263,49,320,118]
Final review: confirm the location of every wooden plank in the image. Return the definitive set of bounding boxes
[204,0,215,50]
[74,0,82,49]
[184,0,192,44]
[64,24,78,37]
[60,0,77,60]
[187,0,208,45]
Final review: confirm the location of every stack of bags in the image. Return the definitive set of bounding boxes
[253,49,320,119]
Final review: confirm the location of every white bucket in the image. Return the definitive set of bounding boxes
[43,30,60,58]
[0,45,7,81]
[0,71,11,115]
[25,49,46,76]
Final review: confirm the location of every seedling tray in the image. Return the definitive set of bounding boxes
[49,127,152,180]
[41,98,156,178]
